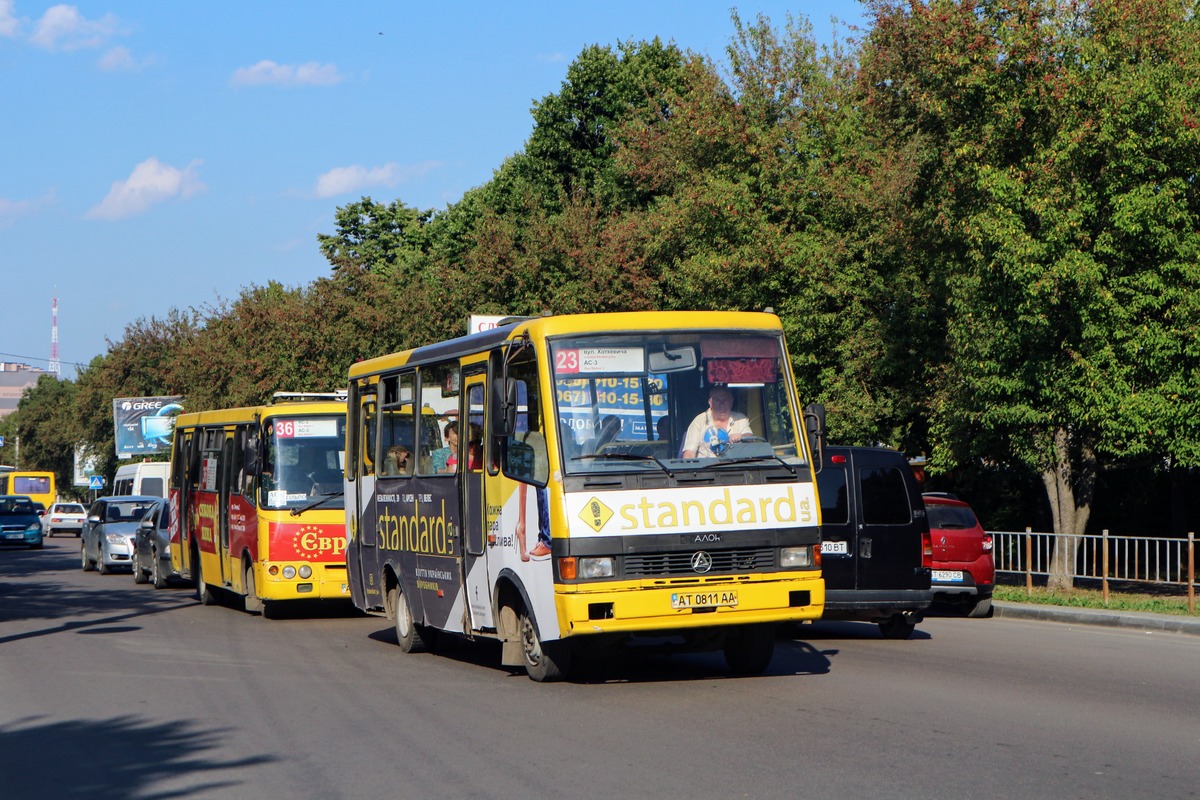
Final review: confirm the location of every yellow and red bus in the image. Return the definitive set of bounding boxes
[169,393,349,617]
[344,311,824,680]
[0,470,56,508]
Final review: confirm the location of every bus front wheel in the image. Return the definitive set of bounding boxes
[519,608,570,683]
[196,555,216,606]
[388,584,428,653]
[723,623,776,675]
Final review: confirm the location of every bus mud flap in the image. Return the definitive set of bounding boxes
[499,604,522,666]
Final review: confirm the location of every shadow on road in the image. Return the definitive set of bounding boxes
[364,618,839,684]
[0,540,193,645]
[0,714,276,799]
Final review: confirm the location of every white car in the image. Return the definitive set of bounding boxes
[45,502,87,537]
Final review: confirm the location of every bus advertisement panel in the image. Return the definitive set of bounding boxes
[344,311,824,681]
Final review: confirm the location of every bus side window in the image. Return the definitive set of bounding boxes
[378,373,415,478]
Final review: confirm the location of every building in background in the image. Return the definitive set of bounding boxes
[0,362,46,419]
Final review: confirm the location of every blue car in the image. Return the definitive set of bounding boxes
[0,495,45,549]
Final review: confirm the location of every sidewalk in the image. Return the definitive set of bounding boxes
[993,601,1200,636]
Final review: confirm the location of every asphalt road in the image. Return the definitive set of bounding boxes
[2,536,1199,800]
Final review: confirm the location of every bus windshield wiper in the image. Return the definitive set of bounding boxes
[291,489,344,517]
[571,452,674,477]
[699,454,799,475]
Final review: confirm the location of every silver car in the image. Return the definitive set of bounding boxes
[132,499,178,588]
[45,502,87,537]
[81,496,158,574]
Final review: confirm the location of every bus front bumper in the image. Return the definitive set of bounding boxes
[557,572,824,636]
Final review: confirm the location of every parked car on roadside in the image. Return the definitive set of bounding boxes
[45,502,87,537]
[81,495,158,574]
[0,495,44,549]
[923,493,994,618]
[132,498,178,588]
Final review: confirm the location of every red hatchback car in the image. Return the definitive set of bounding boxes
[922,493,994,617]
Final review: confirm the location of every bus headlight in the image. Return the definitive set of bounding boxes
[780,546,812,568]
[299,565,312,579]
[282,566,297,579]
[578,557,614,579]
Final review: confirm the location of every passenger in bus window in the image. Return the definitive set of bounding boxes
[682,386,752,458]
[431,421,459,473]
[466,423,483,470]
[385,444,412,476]
[656,415,670,442]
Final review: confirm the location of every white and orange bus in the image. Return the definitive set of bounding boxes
[169,393,349,617]
[345,311,825,680]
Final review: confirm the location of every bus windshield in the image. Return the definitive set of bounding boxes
[549,331,803,475]
[260,415,346,510]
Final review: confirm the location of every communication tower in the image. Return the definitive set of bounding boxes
[49,297,60,378]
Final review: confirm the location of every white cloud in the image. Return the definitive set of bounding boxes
[230,60,343,87]
[313,161,441,199]
[0,0,20,38]
[86,157,204,221]
[97,45,137,72]
[0,190,55,227]
[536,52,567,63]
[30,4,121,51]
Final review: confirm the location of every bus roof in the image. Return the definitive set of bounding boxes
[173,398,347,429]
[348,310,785,381]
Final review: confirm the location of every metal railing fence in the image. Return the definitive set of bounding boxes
[991,528,1197,613]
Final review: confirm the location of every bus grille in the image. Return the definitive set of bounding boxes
[625,547,776,577]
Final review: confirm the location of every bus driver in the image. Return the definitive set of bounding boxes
[682,386,752,458]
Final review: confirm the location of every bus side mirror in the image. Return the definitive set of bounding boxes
[489,378,517,438]
[804,403,826,469]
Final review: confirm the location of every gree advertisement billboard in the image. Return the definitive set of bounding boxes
[112,396,183,458]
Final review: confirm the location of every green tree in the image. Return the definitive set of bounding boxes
[12,375,80,497]
[861,0,1200,587]
[610,12,926,445]
[317,197,433,280]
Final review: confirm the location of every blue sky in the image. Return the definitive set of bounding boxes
[1,1,865,380]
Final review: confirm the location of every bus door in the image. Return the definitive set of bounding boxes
[413,361,465,633]
[349,384,380,610]
[217,430,235,587]
[174,429,196,579]
[462,374,493,630]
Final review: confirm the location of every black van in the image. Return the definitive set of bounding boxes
[814,445,933,638]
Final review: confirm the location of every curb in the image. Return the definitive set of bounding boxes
[993,601,1200,636]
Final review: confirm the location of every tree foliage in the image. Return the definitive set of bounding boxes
[860,0,1200,585]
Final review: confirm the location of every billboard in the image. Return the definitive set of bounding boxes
[73,446,102,487]
[113,396,183,458]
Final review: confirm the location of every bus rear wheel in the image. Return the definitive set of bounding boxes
[389,584,428,653]
[519,608,570,683]
[723,623,776,675]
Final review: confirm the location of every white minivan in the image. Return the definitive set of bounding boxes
[112,462,170,498]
